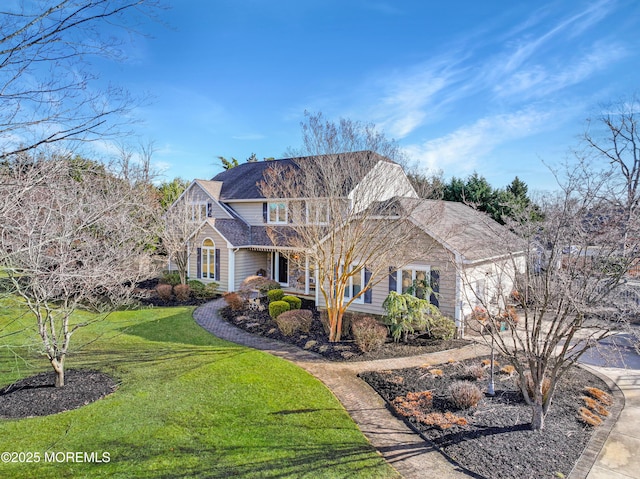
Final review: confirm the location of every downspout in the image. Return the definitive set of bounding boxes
[454,251,464,339]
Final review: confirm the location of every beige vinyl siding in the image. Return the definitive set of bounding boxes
[225,201,265,225]
[316,229,458,319]
[234,249,269,290]
[188,225,229,291]
[189,185,229,219]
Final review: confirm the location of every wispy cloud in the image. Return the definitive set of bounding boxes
[403,108,557,173]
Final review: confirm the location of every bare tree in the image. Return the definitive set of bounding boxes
[466,106,640,430]
[160,188,200,285]
[261,113,431,342]
[0,154,161,387]
[0,0,160,158]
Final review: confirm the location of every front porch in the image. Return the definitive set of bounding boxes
[239,247,316,297]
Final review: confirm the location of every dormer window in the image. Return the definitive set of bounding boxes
[268,202,287,224]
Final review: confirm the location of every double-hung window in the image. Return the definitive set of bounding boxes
[306,200,329,224]
[399,267,430,300]
[268,202,287,224]
[341,264,365,304]
[190,203,208,222]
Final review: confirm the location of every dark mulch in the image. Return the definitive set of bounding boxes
[0,370,117,419]
[360,355,612,479]
[219,302,470,362]
[134,278,219,308]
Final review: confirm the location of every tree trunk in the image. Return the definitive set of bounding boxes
[51,358,65,388]
[531,402,545,431]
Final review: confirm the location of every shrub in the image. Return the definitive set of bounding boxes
[274,309,312,336]
[500,306,519,325]
[500,365,516,375]
[352,317,387,352]
[160,271,181,286]
[522,373,552,402]
[174,284,191,302]
[269,300,290,319]
[427,315,456,340]
[267,289,284,302]
[188,280,218,299]
[449,381,484,409]
[419,412,468,429]
[223,292,245,311]
[462,364,485,381]
[428,369,443,377]
[281,295,302,310]
[391,391,433,418]
[156,284,173,302]
[582,396,610,417]
[578,407,603,427]
[584,387,613,406]
[382,292,433,342]
[240,275,281,294]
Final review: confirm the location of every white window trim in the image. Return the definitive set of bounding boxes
[341,264,365,304]
[190,202,208,222]
[306,200,329,225]
[397,265,431,298]
[267,202,287,224]
[201,238,216,280]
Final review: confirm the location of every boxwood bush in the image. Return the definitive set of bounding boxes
[269,300,290,319]
[267,289,284,302]
[281,295,302,310]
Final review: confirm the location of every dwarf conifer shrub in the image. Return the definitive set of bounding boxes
[281,295,302,310]
[427,315,456,340]
[352,317,387,352]
[420,412,468,429]
[391,391,433,418]
[274,309,312,336]
[156,284,173,302]
[267,289,284,302]
[449,381,483,409]
[174,284,191,302]
[269,300,290,319]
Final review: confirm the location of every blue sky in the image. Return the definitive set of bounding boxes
[106,0,639,191]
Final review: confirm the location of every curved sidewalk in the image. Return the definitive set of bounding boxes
[193,299,637,479]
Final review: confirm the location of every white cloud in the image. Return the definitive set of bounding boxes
[403,108,556,172]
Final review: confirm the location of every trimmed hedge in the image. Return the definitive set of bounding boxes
[269,300,290,319]
[281,295,302,310]
[267,289,284,302]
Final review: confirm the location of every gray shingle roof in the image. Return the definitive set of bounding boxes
[405,198,523,262]
[211,151,393,200]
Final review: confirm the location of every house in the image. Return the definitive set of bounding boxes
[166,151,523,334]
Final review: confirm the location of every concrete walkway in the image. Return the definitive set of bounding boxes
[193,299,640,479]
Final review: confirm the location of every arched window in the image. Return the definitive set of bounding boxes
[201,238,215,279]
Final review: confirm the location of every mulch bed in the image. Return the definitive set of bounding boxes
[219,302,470,362]
[0,370,117,419]
[360,355,612,479]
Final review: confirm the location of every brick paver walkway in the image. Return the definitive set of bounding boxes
[194,299,485,478]
[193,299,628,479]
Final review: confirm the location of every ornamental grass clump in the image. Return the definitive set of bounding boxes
[223,292,245,311]
[462,364,485,381]
[351,317,387,352]
[391,391,433,418]
[578,407,603,427]
[274,309,312,336]
[156,284,173,302]
[174,284,191,302]
[449,381,484,409]
[584,387,613,406]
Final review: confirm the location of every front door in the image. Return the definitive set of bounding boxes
[272,252,289,285]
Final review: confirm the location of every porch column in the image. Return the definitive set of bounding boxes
[228,249,236,292]
[305,255,310,295]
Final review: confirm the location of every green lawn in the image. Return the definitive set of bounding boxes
[0,304,398,478]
